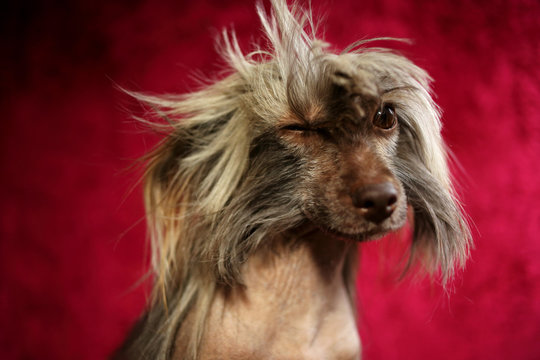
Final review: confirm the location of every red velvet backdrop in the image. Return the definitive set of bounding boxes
[1,0,539,359]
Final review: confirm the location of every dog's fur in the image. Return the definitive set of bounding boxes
[116,1,471,359]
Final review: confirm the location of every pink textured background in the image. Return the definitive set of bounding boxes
[1,0,539,359]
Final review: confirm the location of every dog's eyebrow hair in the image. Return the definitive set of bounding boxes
[382,85,418,94]
[309,119,335,128]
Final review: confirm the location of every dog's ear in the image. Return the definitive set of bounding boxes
[387,70,471,285]
[124,78,252,292]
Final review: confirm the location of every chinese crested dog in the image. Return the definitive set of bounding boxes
[116,0,471,359]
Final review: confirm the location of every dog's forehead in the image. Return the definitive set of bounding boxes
[283,58,383,127]
[263,52,413,131]
[325,56,381,97]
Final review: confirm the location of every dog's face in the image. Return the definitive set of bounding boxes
[272,59,408,241]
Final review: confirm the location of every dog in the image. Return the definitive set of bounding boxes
[115,0,471,359]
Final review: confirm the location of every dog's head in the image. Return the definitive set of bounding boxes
[274,56,410,242]
[135,0,471,288]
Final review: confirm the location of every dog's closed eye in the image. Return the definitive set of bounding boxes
[280,124,334,140]
[281,124,310,132]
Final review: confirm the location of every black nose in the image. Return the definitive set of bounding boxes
[352,182,398,224]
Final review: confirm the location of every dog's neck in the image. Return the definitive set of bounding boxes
[196,229,361,359]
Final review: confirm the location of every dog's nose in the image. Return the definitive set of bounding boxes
[352,182,398,223]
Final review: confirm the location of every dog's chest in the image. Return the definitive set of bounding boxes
[197,241,361,360]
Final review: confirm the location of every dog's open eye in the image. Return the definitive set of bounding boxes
[373,105,397,130]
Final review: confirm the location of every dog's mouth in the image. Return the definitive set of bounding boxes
[300,212,398,242]
[313,222,393,242]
